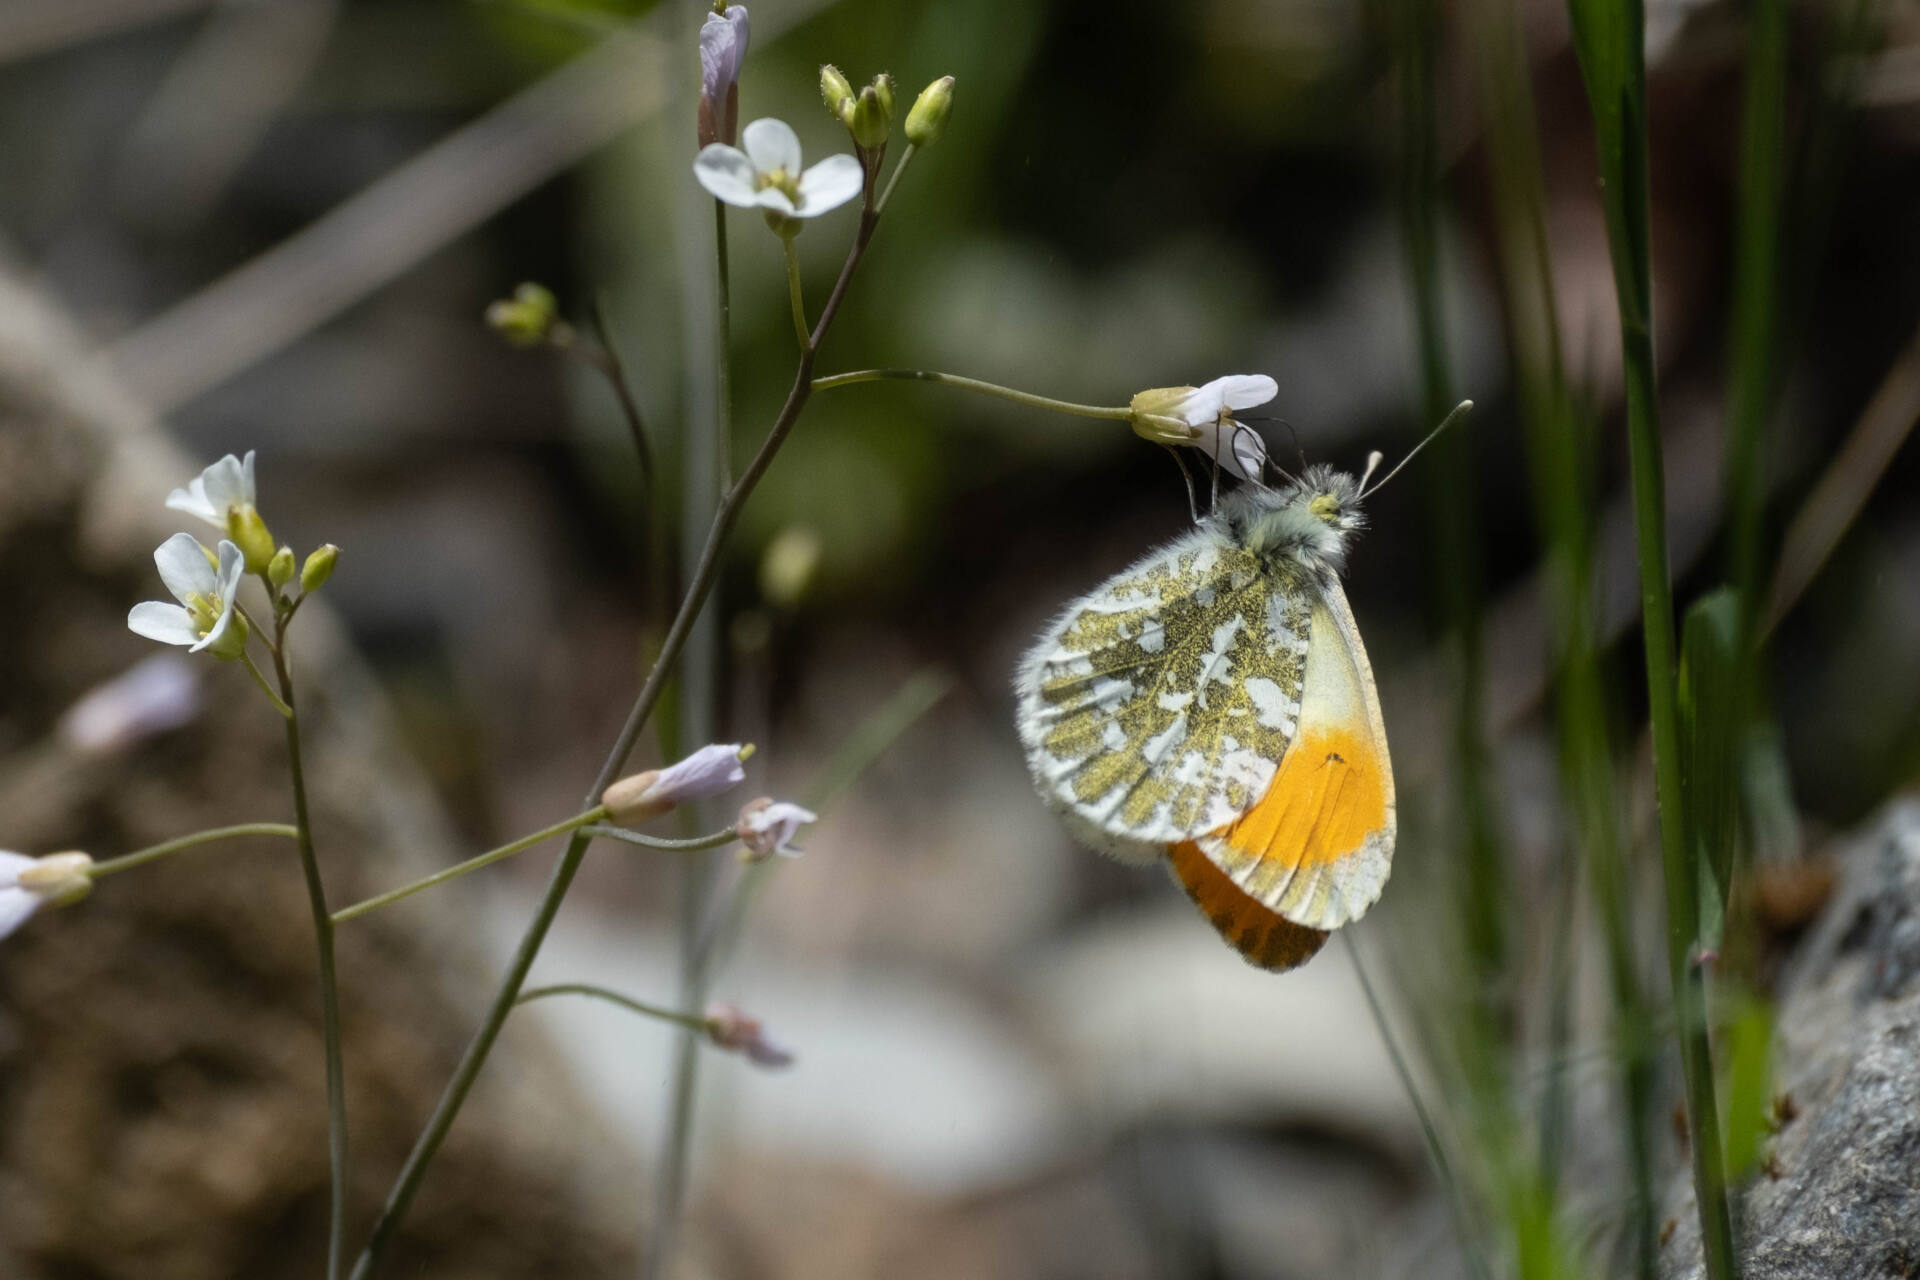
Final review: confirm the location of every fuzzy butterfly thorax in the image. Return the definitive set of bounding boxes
[1212,463,1368,578]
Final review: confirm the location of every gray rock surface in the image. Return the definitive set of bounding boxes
[1663,800,1920,1279]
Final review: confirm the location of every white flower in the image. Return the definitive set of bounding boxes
[694,118,862,220]
[602,743,751,823]
[698,4,750,147]
[127,534,249,660]
[165,452,256,529]
[57,654,202,756]
[1130,374,1277,482]
[736,798,818,860]
[0,850,95,940]
[705,1001,795,1069]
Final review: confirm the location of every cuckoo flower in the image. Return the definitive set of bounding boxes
[694,118,862,221]
[1129,374,1277,483]
[165,452,256,528]
[127,535,249,660]
[736,798,817,860]
[0,851,94,940]
[602,743,752,824]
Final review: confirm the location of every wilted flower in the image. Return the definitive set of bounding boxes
[56,654,201,756]
[127,535,249,660]
[0,850,94,941]
[736,798,817,860]
[694,118,862,223]
[165,452,255,529]
[698,4,750,148]
[602,743,752,824]
[1129,374,1277,482]
[705,1001,795,1069]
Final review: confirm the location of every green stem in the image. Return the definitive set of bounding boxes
[874,141,917,214]
[272,632,348,1280]
[782,232,810,353]
[517,982,711,1033]
[1345,933,1493,1280]
[241,647,294,718]
[585,299,657,490]
[713,199,733,490]
[580,824,739,851]
[88,823,300,878]
[351,203,888,1280]
[813,368,1132,421]
[331,806,610,924]
[1567,0,1738,1273]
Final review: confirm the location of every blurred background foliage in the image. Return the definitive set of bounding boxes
[3,0,1920,1275]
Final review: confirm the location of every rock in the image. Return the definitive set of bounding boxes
[1663,800,1920,1279]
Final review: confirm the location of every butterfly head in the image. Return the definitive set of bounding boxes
[1217,463,1366,576]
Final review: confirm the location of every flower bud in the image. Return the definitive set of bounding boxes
[268,546,296,591]
[705,1002,795,1068]
[485,282,561,347]
[602,743,753,824]
[225,503,277,574]
[16,852,95,907]
[819,64,855,117]
[1128,386,1204,446]
[301,544,340,594]
[905,76,954,146]
[870,72,894,118]
[846,85,888,149]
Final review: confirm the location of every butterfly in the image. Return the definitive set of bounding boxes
[1014,442,1423,971]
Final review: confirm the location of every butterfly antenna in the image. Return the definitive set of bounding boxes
[1231,419,1270,488]
[1359,399,1474,500]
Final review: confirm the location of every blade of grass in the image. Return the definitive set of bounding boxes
[1565,1,1740,1276]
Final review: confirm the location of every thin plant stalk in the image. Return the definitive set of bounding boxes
[517,982,712,1032]
[351,196,887,1280]
[269,621,349,1280]
[813,368,1132,421]
[330,806,610,924]
[782,232,809,352]
[88,822,300,878]
[1471,0,1657,1267]
[1565,0,1739,1273]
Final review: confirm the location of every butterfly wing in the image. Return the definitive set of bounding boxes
[1016,528,1314,864]
[1166,837,1330,971]
[1193,571,1395,931]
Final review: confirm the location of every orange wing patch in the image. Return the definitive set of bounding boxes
[1167,838,1329,971]
[1214,725,1388,902]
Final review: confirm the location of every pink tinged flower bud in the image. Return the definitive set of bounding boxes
[704,1001,795,1069]
[56,654,202,757]
[602,743,752,823]
[698,4,750,148]
[736,798,818,861]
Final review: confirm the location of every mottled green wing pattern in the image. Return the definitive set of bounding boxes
[1015,528,1313,858]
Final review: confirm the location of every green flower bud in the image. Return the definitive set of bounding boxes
[846,85,888,150]
[819,64,855,117]
[301,544,340,594]
[905,76,955,147]
[268,546,296,590]
[485,282,561,347]
[226,503,277,574]
[870,72,895,118]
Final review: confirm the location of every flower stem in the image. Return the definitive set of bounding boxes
[330,806,610,924]
[874,141,917,214]
[812,368,1133,421]
[580,824,738,851]
[584,299,656,490]
[350,204,888,1280]
[241,647,294,718]
[782,233,810,353]
[88,822,301,879]
[713,198,734,491]
[271,634,349,1280]
[516,982,711,1034]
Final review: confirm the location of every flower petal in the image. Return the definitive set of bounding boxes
[164,479,221,526]
[0,887,38,940]
[1205,374,1278,413]
[645,743,748,807]
[694,145,763,207]
[699,5,749,99]
[127,602,203,647]
[57,655,202,755]
[214,540,246,607]
[795,154,863,216]
[0,850,32,888]
[1193,417,1269,483]
[198,453,255,513]
[154,532,217,604]
[754,187,798,216]
[741,117,802,175]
